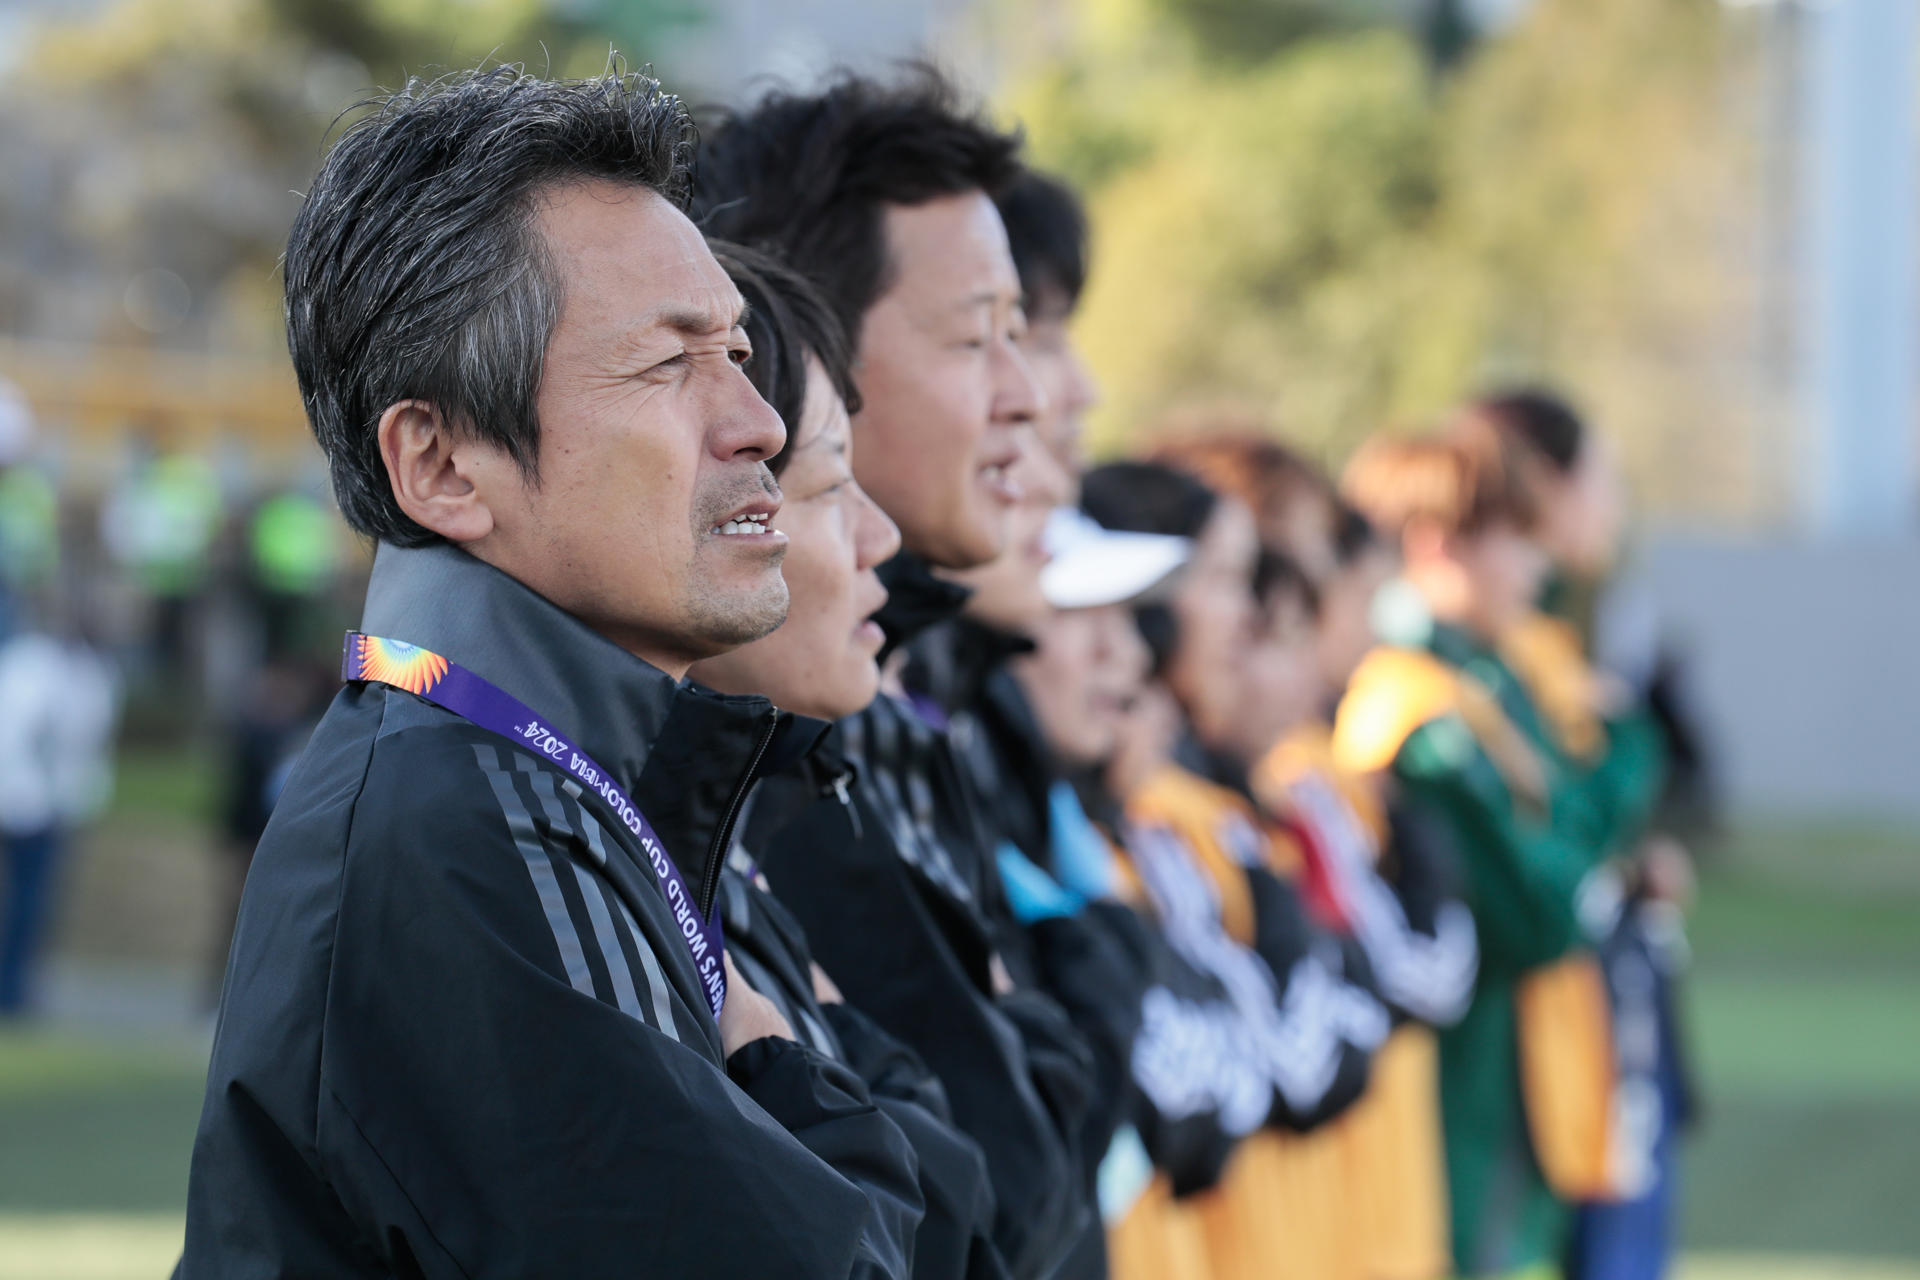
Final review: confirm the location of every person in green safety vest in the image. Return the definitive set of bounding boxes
[0,379,57,635]
[247,483,345,659]
[101,440,225,679]
[102,447,223,597]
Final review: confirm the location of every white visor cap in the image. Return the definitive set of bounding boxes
[1040,507,1191,610]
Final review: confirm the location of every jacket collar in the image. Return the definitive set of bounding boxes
[1376,579,1536,731]
[873,551,973,661]
[360,542,826,912]
[901,616,1036,720]
[1172,729,1255,805]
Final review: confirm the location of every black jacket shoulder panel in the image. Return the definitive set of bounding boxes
[753,706,1092,1279]
[183,687,922,1277]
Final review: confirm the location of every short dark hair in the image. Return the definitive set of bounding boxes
[1463,387,1587,474]
[1081,460,1220,541]
[1253,549,1319,622]
[1330,502,1383,568]
[709,241,861,479]
[996,170,1089,317]
[692,65,1023,347]
[285,65,695,545]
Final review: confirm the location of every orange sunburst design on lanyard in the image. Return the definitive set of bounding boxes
[355,635,450,695]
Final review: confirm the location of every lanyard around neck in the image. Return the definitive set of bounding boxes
[341,630,726,1017]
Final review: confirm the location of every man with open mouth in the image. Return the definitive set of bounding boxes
[175,66,924,1279]
[696,68,1101,1280]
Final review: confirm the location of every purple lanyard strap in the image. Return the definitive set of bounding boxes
[342,630,726,1017]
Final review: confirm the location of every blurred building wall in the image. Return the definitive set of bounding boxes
[1798,0,1918,537]
[1633,533,1920,821]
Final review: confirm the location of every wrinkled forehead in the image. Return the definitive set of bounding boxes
[533,179,743,332]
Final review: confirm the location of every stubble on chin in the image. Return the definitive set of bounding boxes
[683,570,791,651]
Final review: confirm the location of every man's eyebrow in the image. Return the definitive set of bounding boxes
[651,301,750,335]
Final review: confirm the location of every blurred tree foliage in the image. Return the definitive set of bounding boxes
[1001,0,1765,521]
[1134,0,1475,72]
[2,0,1767,520]
[0,0,701,359]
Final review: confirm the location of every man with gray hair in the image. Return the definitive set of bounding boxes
[176,66,921,1278]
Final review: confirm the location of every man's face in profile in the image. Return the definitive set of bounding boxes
[472,181,790,670]
[850,191,1038,571]
[1021,285,1097,492]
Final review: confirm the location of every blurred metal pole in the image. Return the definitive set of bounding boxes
[1800,0,1919,536]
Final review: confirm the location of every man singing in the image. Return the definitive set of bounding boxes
[176,67,921,1279]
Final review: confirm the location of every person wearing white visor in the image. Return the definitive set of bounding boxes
[999,509,1191,912]
[1039,507,1191,612]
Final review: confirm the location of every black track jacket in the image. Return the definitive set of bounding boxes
[718,847,1010,1280]
[176,543,923,1279]
[748,554,1094,1280]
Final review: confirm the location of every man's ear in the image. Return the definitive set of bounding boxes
[378,400,496,544]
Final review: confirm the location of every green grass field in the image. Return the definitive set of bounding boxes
[2,746,1915,1276]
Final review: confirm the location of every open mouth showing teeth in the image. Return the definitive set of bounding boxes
[711,512,775,536]
[981,461,1022,498]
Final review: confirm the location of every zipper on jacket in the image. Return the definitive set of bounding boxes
[825,770,863,840]
[700,708,779,920]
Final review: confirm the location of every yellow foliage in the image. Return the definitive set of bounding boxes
[1001,0,1768,521]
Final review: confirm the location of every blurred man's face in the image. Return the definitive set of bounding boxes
[1105,679,1183,802]
[1260,490,1337,585]
[853,193,1040,570]
[950,430,1072,635]
[1016,601,1151,767]
[1167,498,1259,745]
[463,183,788,674]
[1021,287,1098,494]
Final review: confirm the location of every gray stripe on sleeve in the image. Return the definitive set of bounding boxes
[513,765,649,1025]
[569,861,647,1022]
[558,777,610,866]
[608,886,680,1042]
[473,744,596,998]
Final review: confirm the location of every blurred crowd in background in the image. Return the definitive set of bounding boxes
[0,376,360,1014]
[0,0,1783,1029]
